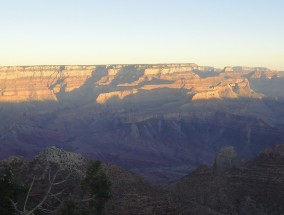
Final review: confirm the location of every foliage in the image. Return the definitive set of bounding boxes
[59,199,77,215]
[80,160,112,215]
[0,167,28,215]
[0,161,111,215]
[59,161,112,215]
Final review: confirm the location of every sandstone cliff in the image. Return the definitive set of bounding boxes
[0,65,95,102]
[0,64,269,103]
[0,64,283,184]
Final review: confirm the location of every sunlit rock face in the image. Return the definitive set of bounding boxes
[0,63,283,183]
[0,64,268,103]
[93,64,263,103]
[0,65,95,102]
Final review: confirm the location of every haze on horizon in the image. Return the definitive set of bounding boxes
[0,0,283,70]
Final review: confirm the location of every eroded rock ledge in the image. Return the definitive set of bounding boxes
[0,64,277,103]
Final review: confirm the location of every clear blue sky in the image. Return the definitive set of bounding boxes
[0,0,283,70]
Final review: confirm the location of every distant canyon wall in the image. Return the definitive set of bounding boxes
[0,64,279,103]
[0,65,95,102]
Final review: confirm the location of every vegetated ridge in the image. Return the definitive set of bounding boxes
[1,145,284,215]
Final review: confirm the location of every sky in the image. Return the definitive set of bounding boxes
[0,0,283,70]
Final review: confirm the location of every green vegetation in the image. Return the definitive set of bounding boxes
[81,160,112,215]
[0,167,27,215]
[60,160,112,215]
[59,199,77,215]
[0,161,111,215]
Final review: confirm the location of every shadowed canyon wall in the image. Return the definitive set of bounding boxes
[0,64,283,183]
[1,64,278,103]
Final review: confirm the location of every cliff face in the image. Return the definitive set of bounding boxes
[0,65,95,102]
[0,64,267,103]
[172,144,284,215]
[0,64,284,183]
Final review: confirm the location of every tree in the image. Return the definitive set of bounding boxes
[59,160,112,215]
[1,160,112,215]
[80,161,112,215]
[10,168,71,215]
[0,167,27,215]
[59,199,76,215]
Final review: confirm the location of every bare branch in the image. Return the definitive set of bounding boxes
[48,168,52,184]
[26,176,55,215]
[23,176,35,212]
[9,199,21,214]
[48,168,60,184]
[10,167,71,215]
[53,172,71,186]
[51,195,63,203]
[38,206,53,214]
[44,202,60,209]
[51,169,60,183]
[50,190,65,197]
[80,197,96,202]
[26,168,68,215]
[75,194,97,203]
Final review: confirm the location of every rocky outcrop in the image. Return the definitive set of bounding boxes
[1,145,284,215]
[0,65,95,102]
[35,146,87,175]
[0,64,271,103]
[171,144,284,215]
[94,64,264,103]
[0,63,283,184]
[214,146,241,171]
[96,89,139,104]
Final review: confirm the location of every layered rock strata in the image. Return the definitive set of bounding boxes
[0,64,272,103]
[0,65,95,102]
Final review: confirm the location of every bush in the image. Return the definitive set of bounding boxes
[80,161,112,215]
[0,167,27,215]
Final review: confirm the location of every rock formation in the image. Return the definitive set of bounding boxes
[0,63,284,183]
[213,145,241,171]
[0,64,269,103]
[1,145,284,215]
[171,144,284,215]
[0,65,94,102]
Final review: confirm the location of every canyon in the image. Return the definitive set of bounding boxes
[1,145,284,214]
[0,64,277,103]
[0,64,284,183]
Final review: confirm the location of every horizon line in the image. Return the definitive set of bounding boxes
[0,63,281,71]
